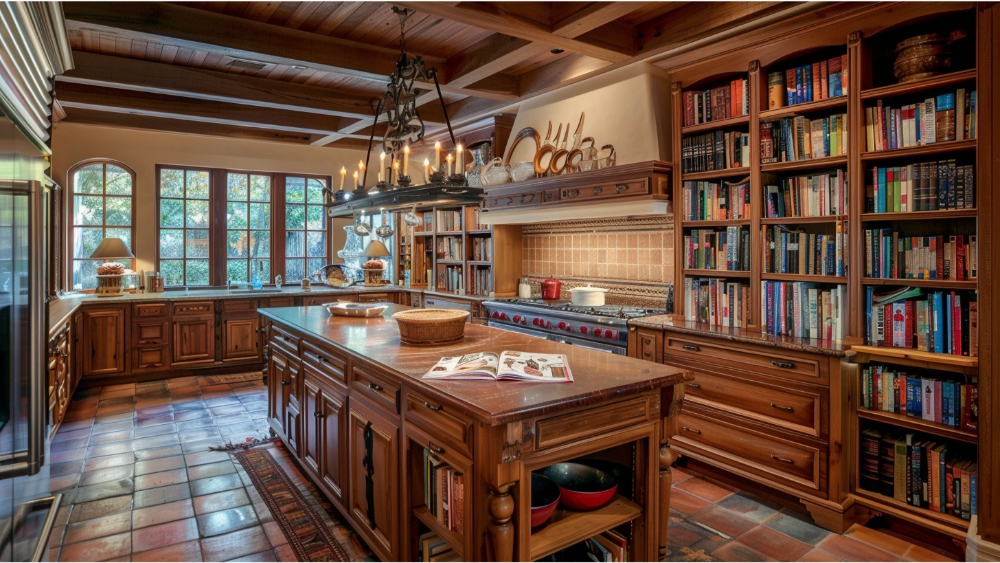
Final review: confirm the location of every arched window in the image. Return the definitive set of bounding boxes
[69,160,136,291]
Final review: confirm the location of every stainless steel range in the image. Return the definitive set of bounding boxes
[482,299,666,355]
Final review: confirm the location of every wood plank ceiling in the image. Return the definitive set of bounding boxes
[54,1,803,149]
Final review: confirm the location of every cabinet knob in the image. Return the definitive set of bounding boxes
[314,411,323,418]
[281,380,291,386]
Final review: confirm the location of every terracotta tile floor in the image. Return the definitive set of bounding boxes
[48,375,956,562]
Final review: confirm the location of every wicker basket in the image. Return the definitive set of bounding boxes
[392,309,470,346]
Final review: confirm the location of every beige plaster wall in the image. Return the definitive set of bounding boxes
[51,122,366,276]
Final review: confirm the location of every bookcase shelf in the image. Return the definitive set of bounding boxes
[683,269,751,278]
[850,345,978,369]
[760,155,848,173]
[414,505,465,559]
[861,278,978,290]
[680,114,750,135]
[758,95,847,120]
[860,68,977,101]
[681,168,750,181]
[683,219,751,228]
[857,409,977,444]
[859,139,977,162]
[529,494,642,561]
[761,273,847,283]
[760,215,847,225]
[852,489,969,540]
[860,209,978,222]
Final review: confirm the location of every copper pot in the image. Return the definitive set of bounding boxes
[541,277,562,300]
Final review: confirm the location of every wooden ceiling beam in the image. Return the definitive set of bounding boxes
[635,1,797,57]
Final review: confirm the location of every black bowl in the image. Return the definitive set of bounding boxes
[580,460,631,488]
[541,462,618,510]
[531,472,561,526]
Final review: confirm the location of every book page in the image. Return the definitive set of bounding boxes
[422,352,499,379]
[497,351,574,382]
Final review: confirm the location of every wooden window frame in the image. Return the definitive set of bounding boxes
[67,159,137,293]
[223,170,274,286]
[154,165,332,287]
[275,173,332,284]
[154,165,215,287]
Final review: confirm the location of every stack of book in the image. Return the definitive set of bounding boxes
[865,287,978,356]
[469,207,488,230]
[417,532,461,562]
[436,210,462,232]
[683,227,750,271]
[763,224,847,277]
[764,171,848,218]
[682,178,751,221]
[682,78,750,126]
[681,130,750,173]
[759,113,847,163]
[423,449,464,534]
[469,266,492,297]
[416,213,433,232]
[860,364,978,431]
[582,532,629,562]
[766,55,848,109]
[761,282,846,342]
[864,231,977,281]
[859,428,976,520]
[683,278,751,328]
[470,237,492,261]
[438,266,464,293]
[438,236,462,260]
[865,89,977,151]
[866,161,974,213]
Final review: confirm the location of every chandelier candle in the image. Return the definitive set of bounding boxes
[456,144,463,172]
[339,166,346,190]
[446,153,453,176]
[393,161,399,184]
[423,158,430,183]
[403,144,410,176]
[434,141,441,170]
[379,151,386,183]
[353,171,358,190]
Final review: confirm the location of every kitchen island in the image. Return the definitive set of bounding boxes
[260,304,691,562]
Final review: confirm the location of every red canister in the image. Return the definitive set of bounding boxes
[540,277,562,300]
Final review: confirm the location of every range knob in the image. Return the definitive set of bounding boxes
[512,315,521,323]
[607,329,620,339]
[532,317,540,327]
[499,312,509,321]
[490,311,499,319]
[558,321,571,331]
[592,328,603,337]
[579,326,588,334]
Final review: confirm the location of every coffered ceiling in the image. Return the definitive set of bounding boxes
[54,1,806,149]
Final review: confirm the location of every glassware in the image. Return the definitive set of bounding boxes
[509,161,535,182]
[353,211,372,236]
[375,208,395,238]
[481,158,510,186]
[402,204,422,227]
[274,274,282,289]
[465,141,491,187]
[337,225,365,259]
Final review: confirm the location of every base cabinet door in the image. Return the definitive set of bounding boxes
[348,396,399,562]
[82,306,127,377]
[172,316,215,364]
[222,313,261,362]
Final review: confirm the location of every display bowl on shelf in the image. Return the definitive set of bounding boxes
[392,308,470,346]
[530,472,561,527]
[541,462,618,511]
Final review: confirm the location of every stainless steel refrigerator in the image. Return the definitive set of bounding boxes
[0,109,60,560]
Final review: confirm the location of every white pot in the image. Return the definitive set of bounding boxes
[569,285,609,306]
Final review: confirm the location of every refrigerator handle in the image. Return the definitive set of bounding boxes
[27,180,45,476]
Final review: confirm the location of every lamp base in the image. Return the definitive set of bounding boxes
[95,274,125,297]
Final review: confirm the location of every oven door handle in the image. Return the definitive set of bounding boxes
[550,336,617,354]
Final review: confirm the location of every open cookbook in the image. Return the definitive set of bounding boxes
[422,351,574,383]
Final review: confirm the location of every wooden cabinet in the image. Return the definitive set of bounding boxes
[81,306,127,377]
[221,313,261,362]
[358,292,393,304]
[48,322,72,438]
[348,395,400,562]
[132,312,169,371]
[270,346,302,457]
[172,315,215,364]
[304,293,357,306]
[302,365,347,509]
[629,326,662,363]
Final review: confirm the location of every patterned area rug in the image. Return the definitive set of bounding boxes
[202,372,264,385]
[235,448,352,562]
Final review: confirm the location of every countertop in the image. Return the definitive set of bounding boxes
[260,305,692,426]
[629,315,849,357]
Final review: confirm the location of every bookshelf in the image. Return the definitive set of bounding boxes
[667,6,981,540]
[394,204,522,297]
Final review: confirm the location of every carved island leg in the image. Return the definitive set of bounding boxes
[487,482,515,562]
[659,382,686,560]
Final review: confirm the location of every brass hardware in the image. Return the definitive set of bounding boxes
[427,441,445,454]
[615,183,629,193]
[422,401,442,411]
[771,360,795,369]
[770,454,794,464]
[770,403,794,412]
[682,426,701,435]
[368,382,383,392]
[686,383,700,388]
[682,345,700,352]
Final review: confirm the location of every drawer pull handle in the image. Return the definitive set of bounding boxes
[422,401,442,411]
[682,426,701,435]
[770,403,794,412]
[615,183,629,194]
[368,382,383,392]
[314,411,323,418]
[427,441,445,454]
[771,360,794,369]
[280,380,291,386]
[682,345,700,352]
[686,383,700,388]
[770,454,794,464]
[593,187,602,195]
[316,355,326,363]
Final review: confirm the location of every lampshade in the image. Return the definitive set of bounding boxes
[364,240,391,257]
[89,237,135,260]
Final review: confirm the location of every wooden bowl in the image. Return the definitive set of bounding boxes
[392,309,470,346]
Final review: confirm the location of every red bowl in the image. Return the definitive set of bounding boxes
[531,473,561,527]
[541,463,618,511]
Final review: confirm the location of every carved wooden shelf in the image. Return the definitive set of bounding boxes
[759,96,847,120]
[853,489,969,540]
[860,209,978,222]
[680,114,750,134]
[856,409,977,444]
[760,155,848,173]
[849,345,978,368]
[414,505,464,558]
[529,494,642,561]
[860,69,977,100]
[861,278,978,290]
[859,139,977,162]
[760,215,847,225]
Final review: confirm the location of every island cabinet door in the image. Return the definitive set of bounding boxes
[348,396,400,562]
[319,380,347,508]
[82,306,127,377]
[267,350,286,431]
[283,358,303,458]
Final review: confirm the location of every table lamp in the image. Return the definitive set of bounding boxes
[90,237,135,297]
[362,239,391,286]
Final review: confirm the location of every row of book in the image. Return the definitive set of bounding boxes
[438,236,462,261]
[548,532,630,562]
[865,287,978,356]
[860,364,978,431]
[423,448,465,535]
[766,55,849,109]
[860,428,976,520]
[760,113,847,164]
[680,130,750,174]
[682,277,751,329]
[681,178,751,221]
[865,89,977,152]
[469,206,488,230]
[469,266,492,297]
[864,231,977,281]
[683,227,750,271]
[435,210,463,232]
[867,161,974,213]
[417,532,460,562]
[682,78,750,127]
[763,224,847,277]
[764,170,848,218]
[762,281,846,342]
[417,213,434,233]
[470,237,492,261]
[437,266,464,294]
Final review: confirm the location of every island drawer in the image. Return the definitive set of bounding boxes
[534,395,657,451]
[672,408,823,495]
[270,325,300,357]
[352,362,400,415]
[403,389,472,458]
[682,370,824,438]
[301,341,347,389]
[133,303,167,318]
[664,332,825,384]
[173,301,215,316]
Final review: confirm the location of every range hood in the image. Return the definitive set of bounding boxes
[325,183,484,217]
